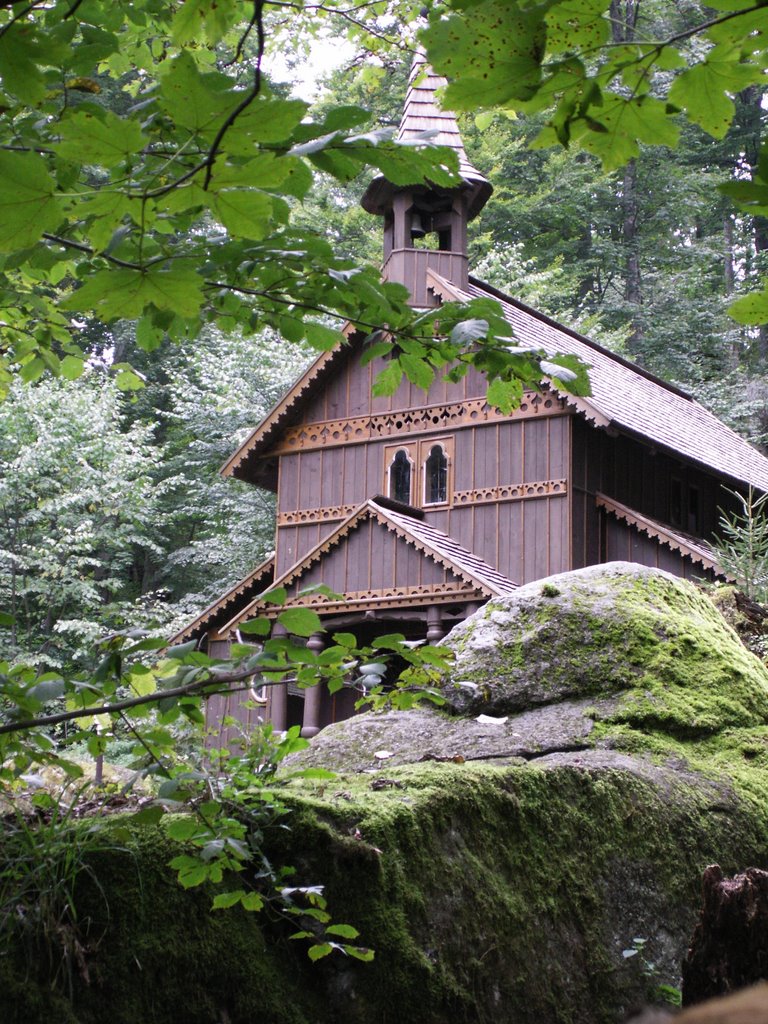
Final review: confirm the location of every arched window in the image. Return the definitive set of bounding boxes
[389,448,412,504]
[424,444,448,505]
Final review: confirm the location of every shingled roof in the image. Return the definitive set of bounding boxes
[361,50,492,220]
[424,268,768,494]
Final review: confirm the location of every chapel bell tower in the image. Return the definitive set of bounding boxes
[361,51,492,307]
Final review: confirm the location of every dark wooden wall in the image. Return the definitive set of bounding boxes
[285,519,465,595]
[603,517,716,582]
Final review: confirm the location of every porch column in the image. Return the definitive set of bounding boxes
[269,622,288,732]
[426,605,445,644]
[302,632,325,738]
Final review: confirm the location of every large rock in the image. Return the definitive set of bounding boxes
[276,563,768,1023]
[7,564,768,1024]
[441,562,768,724]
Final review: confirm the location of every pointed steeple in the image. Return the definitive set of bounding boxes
[361,51,492,306]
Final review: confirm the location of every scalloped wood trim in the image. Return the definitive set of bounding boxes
[277,503,360,526]
[272,393,567,454]
[596,493,726,575]
[454,479,567,505]
[263,583,486,615]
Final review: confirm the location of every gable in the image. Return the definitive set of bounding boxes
[218,499,515,632]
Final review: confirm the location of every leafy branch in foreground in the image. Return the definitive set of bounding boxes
[421,1,768,325]
[0,592,452,963]
[0,0,588,407]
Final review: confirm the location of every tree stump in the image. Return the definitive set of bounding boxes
[682,865,768,1006]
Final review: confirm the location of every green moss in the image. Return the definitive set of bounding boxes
[0,822,325,1024]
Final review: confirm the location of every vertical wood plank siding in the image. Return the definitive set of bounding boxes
[604,517,715,582]
[275,410,572,584]
[571,417,727,570]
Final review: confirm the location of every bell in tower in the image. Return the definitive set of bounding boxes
[361,51,492,307]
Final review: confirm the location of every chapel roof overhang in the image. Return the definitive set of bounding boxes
[360,51,492,221]
[596,493,728,577]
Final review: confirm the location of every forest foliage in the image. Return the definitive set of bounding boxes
[2,0,768,971]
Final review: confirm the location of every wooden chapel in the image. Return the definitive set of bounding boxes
[173,54,768,742]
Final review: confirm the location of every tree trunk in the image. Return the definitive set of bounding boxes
[739,85,768,364]
[683,865,768,1006]
[610,1,644,360]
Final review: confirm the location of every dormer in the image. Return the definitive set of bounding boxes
[360,52,492,307]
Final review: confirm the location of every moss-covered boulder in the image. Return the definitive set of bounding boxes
[275,563,768,1022]
[5,563,768,1024]
[441,562,768,724]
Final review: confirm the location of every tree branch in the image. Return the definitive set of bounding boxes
[0,668,274,736]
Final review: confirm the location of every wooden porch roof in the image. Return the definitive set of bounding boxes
[168,554,275,645]
[217,498,516,634]
[596,493,726,575]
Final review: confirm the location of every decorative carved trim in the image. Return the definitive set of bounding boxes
[596,493,726,575]
[262,583,486,616]
[454,479,567,505]
[279,478,567,525]
[278,504,358,526]
[272,394,568,454]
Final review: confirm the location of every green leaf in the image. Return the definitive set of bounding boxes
[487,378,523,414]
[56,109,148,168]
[545,0,610,53]
[277,608,323,638]
[307,942,334,961]
[212,890,245,910]
[0,152,63,252]
[136,317,165,352]
[240,891,264,911]
[238,617,271,636]
[230,98,309,147]
[172,0,238,45]
[450,319,489,346]
[729,285,768,326]
[0,612,14,628]
[399,352,434,390]
[262,587,288,605]
[59,356,85,381]
[166,817,202,842]
[325,923,360,939]
[115,368,145,392]
[61,267,204,320]
[0,30,46,104]
[372,359,403,397]
[426,2,547,109]
[166,640,198,660]
[668,46,763,139]
[158,53,237,134]
[211,189,273,240]
[304,322,345,351]
[130,805,166,826]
